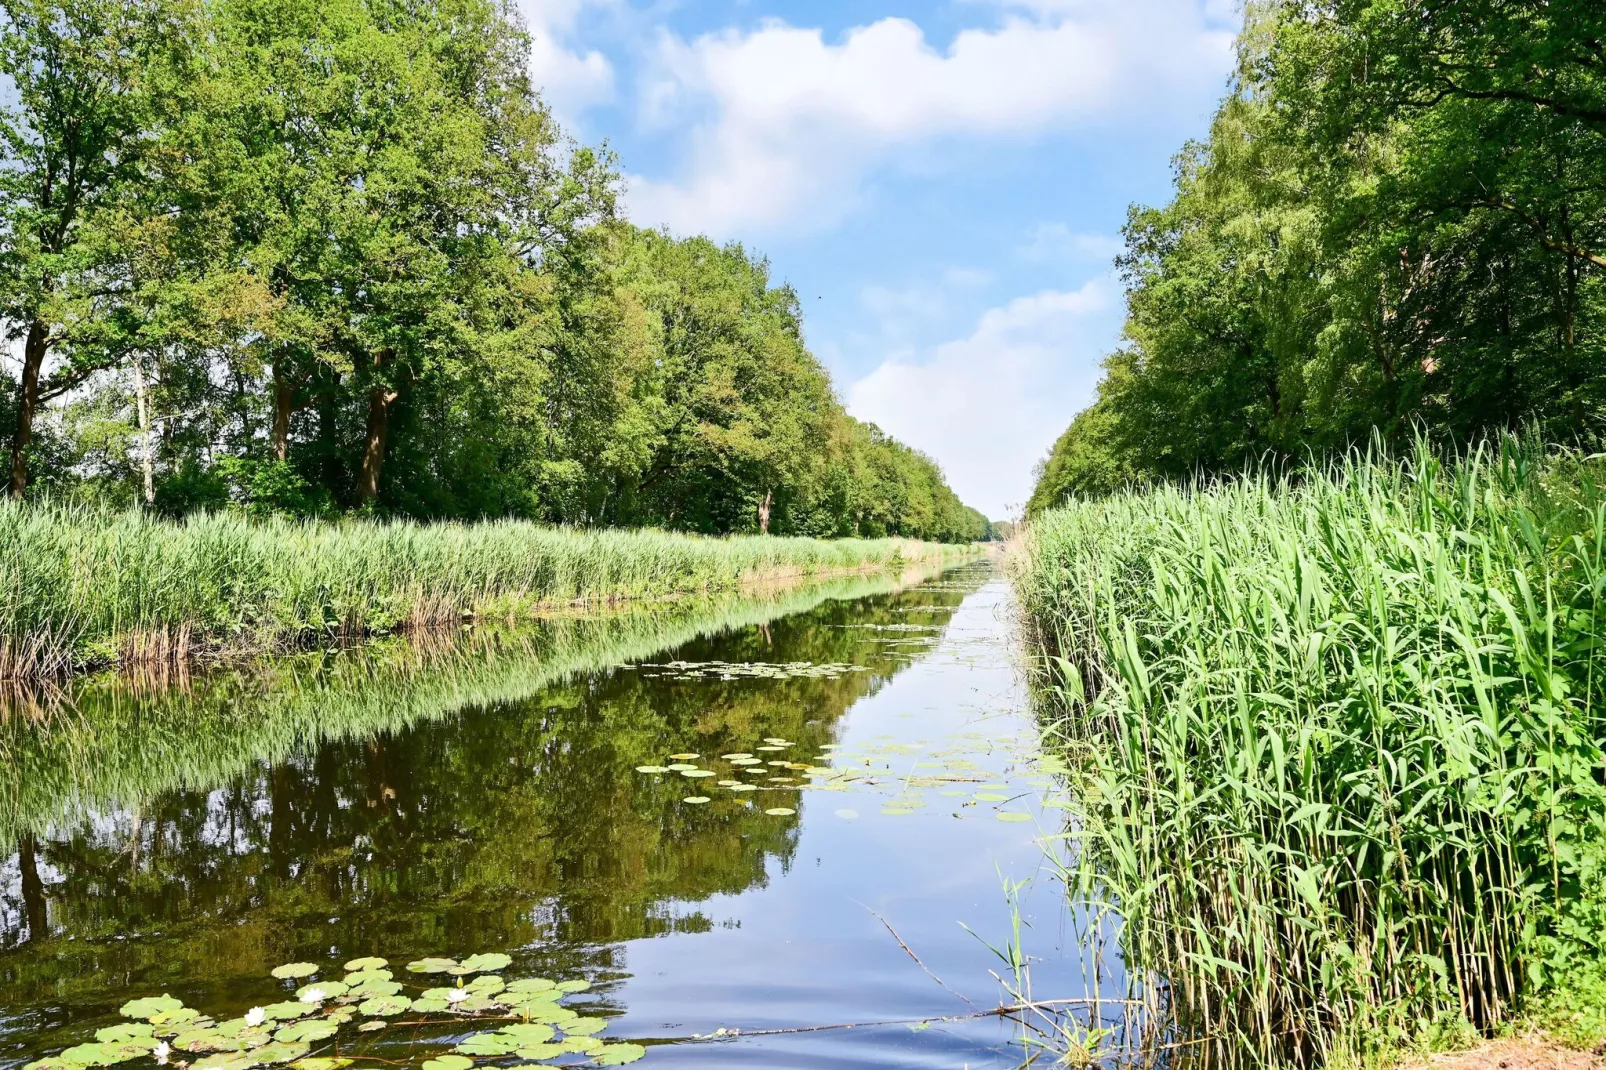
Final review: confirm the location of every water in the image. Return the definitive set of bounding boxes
[0,564,1125,1069]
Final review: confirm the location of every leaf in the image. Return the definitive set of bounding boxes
[834,809,859,819]
[972,793,1010,802]
[347,979,402,998]
[562,1017,607,1036]
[459,952,512,973]
[561,1037,602,1054]
[555,980,592,994]
[634,766,668,774]
[421,1058,473,1070]
[682,796,711,804]
[120,995,185,1020]
[262,1003,310,1022]
[667,753,700,760]
[406,957,459,974]
[996,812,1032,823]
[466,974,506,994]
[499,1024,556,1044]
[269,963,320,980]
[454,1034,519,1057]
[506,978,557,994]
[342,957,387,972]
[273,1021,336,1045]
[357,997,408,1017]
[95,1025,154,1044]
[513,1044,564,1060]
[292,1059,353,1070]
[764,807,796,816]
[679,770,714,778]
[409,998,448,1014]
[593,1044,647,1065]
[295,981,347,1000]
[249,1042,310,1066]
[355,1022,386,1034]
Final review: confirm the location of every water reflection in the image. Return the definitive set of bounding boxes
[0,565,987,1061]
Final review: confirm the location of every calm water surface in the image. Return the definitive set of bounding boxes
[0,564,1123,1068]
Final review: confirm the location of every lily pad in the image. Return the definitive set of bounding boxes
[881,807,916,815]
[270,963,320,980]
[682,796,711,804]
[720,753,752,760]
[343,956,387,972]
[250,1043,310,1066]
[513,1044,564,1060]
[406,957,459,974]
[507,978,558,994]
[556,979,592,994]
[562,1017,607,1036]
[421,1058,473,1070]
[347,979,402,998]
[455,1034,520,1057]
[263,1003,310,1022]
[149,1007,201,1029]
[120,995,185,1020]
[594,1044,648,1066]
[293,1060,352,1070]
[356,1022,386,1033]
[561,1037,603,1054]
[679,769,714,778]
[728,784,756,792]
[634,766,669,774]
[344,967,392,984]
[95,1025,154,1044]
[173,1029,233,1053]
[500,1024,556,1045]
[666,753,700,760]
[192,1054,260,1070]
[409,997,449,1014]
[460,952,512,973]
[458,994,503,1013]
[972,793,1010,803]
[295,981,347,1001]
[467,974,506,994]
[764,807,796,816]
[274,1020,336,1045]
[511,1002,574,1025]
[996,812,1032,823]
[357,996,409,1017]
[834,809,860,820]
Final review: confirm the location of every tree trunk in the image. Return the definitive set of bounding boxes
[757,487,773,535]
[271,363,295,462]
[356,355,398,507]
[131,354,155,505]
[8,321,48,499]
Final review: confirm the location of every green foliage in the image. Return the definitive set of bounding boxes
[1014,439,1606,1067]
[0,0,980,538]
[0,498,970,673]
[1029,1,1606,512]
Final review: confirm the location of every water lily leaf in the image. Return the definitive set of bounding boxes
[682,796,710,804]
[250,1042,310,1066]
[762,737,790,745]
[357,996,408,1017]
[506,978,557,994]
[406,957,459,974]
[996,812,1032,823]
[192,1054,260,1070]
[174,1029,231,1053]
[347,979,402,998]
[342,956,387,972]
[513,1043,564,1060]
[24,1060,73,1070]
[455,1034,520,1057]
[666,753,699,760]
[273,1020,336,1045]
[728,784,756,792]
[764,807,796,816]
[458,994,503,1013]
[95,1025,154,1044]
[500,1024,556,1045]
[120,995,184,1020]
[466,974,506,994]
[679,770,714,778]
[664,764,696,772]
[295,981,347,1001]
[263,1003,310,1022]
[409,997,449,1014]
[594,1044,647,1066]
[149,1007,202,1029]
[270,963,320,980]
[756,745,786,752]
[633,766,668,774]
[292,1059,352,1070]
[720,753,752,760]
[460,952,512,973]
[555,980,592,994]
[420,1057,473,1070]
[343,967,392,984]
[511,1002,572,1025]
[834,809,859,820]
[561,1017,606,1036]
[356,1022,386,1034]
[560,1037,602,1054]
[881,807,915,815]
[972,793,1009,803]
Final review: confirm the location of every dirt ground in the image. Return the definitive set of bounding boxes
[1406,1037,1603,1070]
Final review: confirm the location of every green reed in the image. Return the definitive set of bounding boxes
[1011,438,1606,1068]
[0,501,966,675]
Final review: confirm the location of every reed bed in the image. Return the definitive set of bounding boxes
[1011,439,1606,1068]
[0,501,965,676]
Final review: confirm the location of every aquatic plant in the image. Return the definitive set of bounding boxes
[23,955,644,1070]
[1013,438,1606,1066]
[0,500,973,677]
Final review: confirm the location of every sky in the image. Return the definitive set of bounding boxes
[521,0,1242,520]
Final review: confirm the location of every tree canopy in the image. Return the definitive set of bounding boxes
[0,0,987,543]
[1029,0,1606,513]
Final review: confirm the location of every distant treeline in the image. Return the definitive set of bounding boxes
[1030,0,1605,512]
[0,0,988,543]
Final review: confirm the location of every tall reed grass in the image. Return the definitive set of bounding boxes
[1011,439,1606,1067]
[0,501,967,676]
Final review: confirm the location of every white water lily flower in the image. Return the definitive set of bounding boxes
[298,987,326,1004]
[154,1042,171,1065]
[245,1007,266,1028]
[445,988,469,1005]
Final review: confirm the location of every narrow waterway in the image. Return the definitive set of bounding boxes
[1,564,1127,1069]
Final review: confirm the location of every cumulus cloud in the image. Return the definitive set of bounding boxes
[1018,223,1126,264]
[517,0,616,125]
[624,1,1236,237]
[847,276,1122,519]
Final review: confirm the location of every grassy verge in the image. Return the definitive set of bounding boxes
[0,500,972,677]
[1009,439,1606,1068]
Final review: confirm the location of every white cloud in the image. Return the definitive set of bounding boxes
[624,1,1236,237]
[1018,223,1125,264]
[847,276,1121,519]
[517,0,616,126]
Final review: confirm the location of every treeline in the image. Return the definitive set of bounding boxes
[0,0,988,543]
[1030,0,1606,512]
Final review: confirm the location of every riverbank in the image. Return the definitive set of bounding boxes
[1009,439,1606,1068]
[0,501,975,679]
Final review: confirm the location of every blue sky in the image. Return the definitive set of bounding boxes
[523,0,1241,518]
